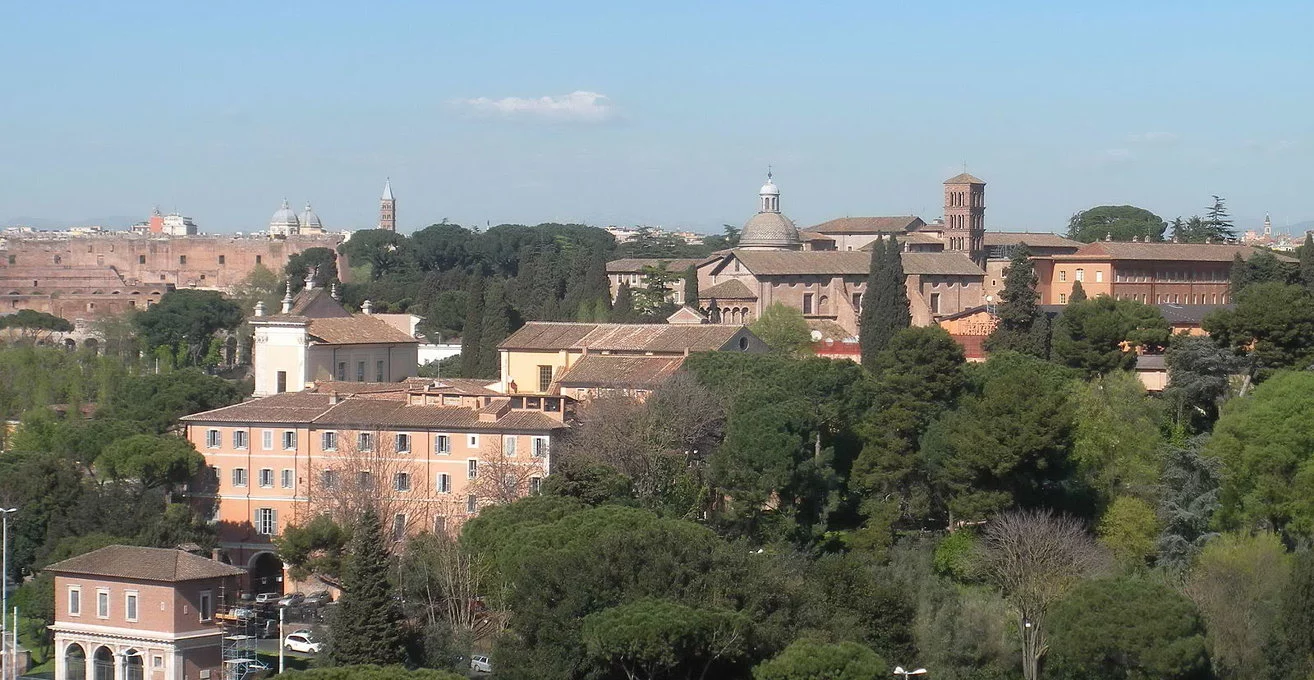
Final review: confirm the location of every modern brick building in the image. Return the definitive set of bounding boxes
[46,545,245,680]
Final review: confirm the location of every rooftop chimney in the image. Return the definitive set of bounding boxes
[331,282,340,302]
[254,300,265,317]
[281,280,293,314]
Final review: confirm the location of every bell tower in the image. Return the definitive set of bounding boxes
[943,172,986,265]
[378,178,396,231]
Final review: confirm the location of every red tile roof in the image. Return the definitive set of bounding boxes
[556,355,685,387]
[499,322,751,353]
[45,546,246,582]
[1066,241,1296,263]
[807,216,924,234]
[307,316,419,345]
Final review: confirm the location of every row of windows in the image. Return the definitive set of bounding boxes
[336,359,387,382]
[1057,268,1105,283]
[208,429,549,456]
[67,585,171,622]
[1113,269,1227,283]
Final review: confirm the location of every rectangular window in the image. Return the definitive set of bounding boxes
[281,468,294,489]
[322,431,337,451]
[435,434,450,454]
[153,656,163,669]
[276,371,287,393]
[376,359,385,382]
[262,430,273,450]
[396,433,411,452]
[1095,270,1104,283]
[336,362,346,381]
[1059,293,1068,304]
[392,514,407,541]
[282,430,297,450]
[437,473,451,493]
[467,434,479,449]
[233,430,247,449]
[393,472,411,492]
[357,471,374,490]
[206,429,221,448]
[466,494,478,514]
[802,293,814,314]
[356,361,366,382]
[530,477,542,495]
[533,437,549,458]
[96,589,110,618]
[69,586,81,616]
[232,468,248,487]
[1058,270,1067,282]
[852,292,862,313]
[259,468,274,488]
[138,255,146,264]
[503,436,517,456]
[255,508,276,535]
[467,459,478,480]
[218,255,226,265]
[256,255,262,264]
[930,293,941,315]
[1075,268,1085,282]
[179,255,187,265]
[321,469,339,489]
[434,516,447,534]
[125,591,139,622]
[358,432,374,451]
[199,591,213,622]
[538,365,553,392]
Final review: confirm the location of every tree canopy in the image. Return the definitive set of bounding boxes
[1067,205,1167,243]
[1051,296,1169,376]
[134,289,242,365]
[859,237,911,364]
[985,245,1049,358]
[750,302,813,355]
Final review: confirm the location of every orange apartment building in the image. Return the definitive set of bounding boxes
[1035,241,1293,306]
[46,545,246,680]
[181,380,566,592]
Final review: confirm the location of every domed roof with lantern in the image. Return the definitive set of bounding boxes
[299,202,323,231]
[269,199,301,235]
[738,171,800,250]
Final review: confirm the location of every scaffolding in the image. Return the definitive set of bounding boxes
[215,583,268,680]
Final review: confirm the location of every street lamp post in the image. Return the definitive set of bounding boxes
[894,666,928,680]
[278,605,286,674]
[1,507,17,680]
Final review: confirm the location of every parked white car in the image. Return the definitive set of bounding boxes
[255,592,281,604]
[470,655,492,673]
[284,632,323,654]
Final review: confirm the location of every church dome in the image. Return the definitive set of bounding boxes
[739,212,800,249]
[269,199,300,233]
[738,172,800,250]
[299,202,323,230]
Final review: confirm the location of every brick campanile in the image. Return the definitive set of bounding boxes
[943,172,986,265]
[379,178,396,231]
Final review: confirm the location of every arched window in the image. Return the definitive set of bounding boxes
[65,642,87,680]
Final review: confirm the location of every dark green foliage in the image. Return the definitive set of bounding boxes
[1230,250,1293,296]
[100,368,245,433]
[810,553,915,663]
[328,509,406,666]
[280,666,463,680]
[1204,282,1314,378]
[985,245,1050,358]
[1068,280,1087,303]
[417,355,461,379]
[612,282,636,323]
[1067,205,1167,242]
[859,237,911,365]
[476,279,517,379]
[1205,195,1236,241]
[753,639,887,680]
[1051,297,1170,376]
[750,302,813,355]
[1156,437,1220,571]
[1301,233,1314,292]
[582,598,752,680]
[1163,336,1239,431]
[1208,371,1314,541]
[458,277,484,378]
[411,223,477,272]
[286,247,340,291]
[633,263,681,322]
[1047,577,1209,680]
[339,229,416,281]
[134,290,242,365]
[274,514,350,583]
[923,353,1078,520]
[684,265,700,309]
[541,458,635,506]
[95,434,204,492]
[0,309,73,334]
[617,226,712,259]
[703,225,742,251]
[1265,551,1314,680]
[852,326,966,547]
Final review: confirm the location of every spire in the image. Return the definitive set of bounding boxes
[281,280,293,314]
[1264,213,1272,237]
[381,178,394,201]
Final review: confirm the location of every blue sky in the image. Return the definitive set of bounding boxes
[3,1,1311,234]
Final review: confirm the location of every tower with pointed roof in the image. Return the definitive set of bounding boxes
[943,172,986,265]
[378,178,396,231]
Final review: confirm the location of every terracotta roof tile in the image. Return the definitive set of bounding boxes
[45,546,246,582]
[181,391,335,423]
[310,398,564,432]
[556,355,685,387]
[807,216,924,234]
[307,316,419,344]
[944,172,986,185]
[499,322,751,352]
[605,258,707,273]
[1067,242,1296,263]
[700,279,758,299]
[727,250,984,277]
[983,232,1082,249]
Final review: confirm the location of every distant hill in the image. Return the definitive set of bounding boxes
[3,216,139,230]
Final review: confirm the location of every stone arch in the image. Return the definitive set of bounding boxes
[63,338,76,350]
[84,338,99,354]
[92,646,114,680]
[248,550,284,595]
[65,641,87,680]
[818,295,830,315]
[123,648,145,680]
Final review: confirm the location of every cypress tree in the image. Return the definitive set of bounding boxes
[1069,279,1088,303]
[612,283,635,323]
[706,298,721,323]
[477,280,513,379]
[859,237,911,365]
[1300,234,1314,293]
[459,277,485,378]
[327,508,405,666]
[985,244,1049,358]
[683,265,700,310]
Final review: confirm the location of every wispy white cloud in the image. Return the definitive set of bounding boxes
[1099,148,1133,163]
[1126,131,1179,145]
[452,91,617,123]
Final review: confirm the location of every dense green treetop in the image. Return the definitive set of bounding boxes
[985,245,1050,359]
[286,246,340,291]
[328,508,406,666]
[859,238,911,364]
[1051,296,1169,376]
[100,368,246,433]
[753,639,887,680]
[280,667,463,680]
[1204,282,1314,379]
[1067,205,1167,242]
[750,302,813,355]
[95,433,204,493]
[134,289,243,365]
